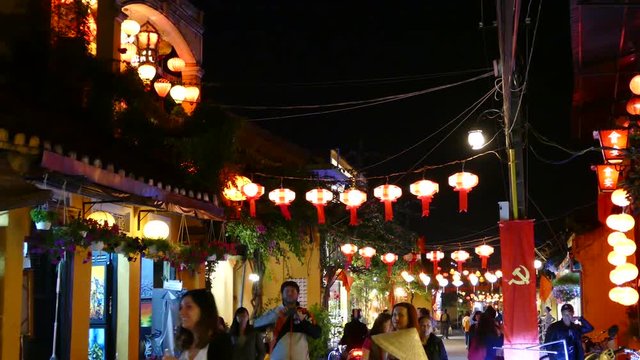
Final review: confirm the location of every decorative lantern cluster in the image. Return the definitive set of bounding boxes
[119,18,200,109]
[221,171,479,224]
[339,244,377,270]
[605,188,639,306]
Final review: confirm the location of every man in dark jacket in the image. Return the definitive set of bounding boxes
[545,304,594,360]
[339,309,368,356]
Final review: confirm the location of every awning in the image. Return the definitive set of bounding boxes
[0,154,51,210]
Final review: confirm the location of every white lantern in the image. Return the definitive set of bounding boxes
[609,287,626,303]
[606,213,635,232]
[419,272,431,286]
[137,63,156,84]
[468,130,485,150]
[618,287,639,306]
[613,238,637,257]
[452,279,464,287]
[170,85,186,104]
[87,211,116,227]
[608,232,628,247]
[143,219,170,240]
[438,278,449,287]
[121,19,141,37]
[167,57,186,72]
[617,263,639,283]
[607,251,627,266]
[611,189,631,207]
[184,86,200,103]
[468,273,479,286]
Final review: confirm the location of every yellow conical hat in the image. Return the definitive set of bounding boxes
[372,328,428,360]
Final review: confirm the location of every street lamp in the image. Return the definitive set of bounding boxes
[468,130,486,150]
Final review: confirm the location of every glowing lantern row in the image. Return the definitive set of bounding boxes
[381,253,398,277]
[611,188,630,207]
[607,232,627,247]
[607,251,626,266]
[609,286,639,306]
[358,247,376,268]
[401,271,415,283]
[419,272,431,286]
[613,239,637,257]
[340,189,367,226]
[426,250,445,275]
[451,250,470,272]
[448,172,478,213]
[268,188,295,220]
[409,179,439,217]
[606,213,635,233]
[374,184,402,221]
[306,188,334,224]
[340,243,358,269]
[241,182,265,218]
[475,244,494,269]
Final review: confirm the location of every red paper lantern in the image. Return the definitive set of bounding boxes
[305,188,334,224]
[241,182,264,218]
[341,243,358,269]
[475,244,494,269]
[594,165,620,192]
[381,253,398,277]
[409,179,439,217]
[448,172,479,212]
[595,129,629,164]
[340,189,367,226]
[268,188,296,220]
[358,246,377,269]
[451,250,470,272]
[426,250,444,275]
[627,97,640,115]
[373,184,402,221]
[403,252,419,273]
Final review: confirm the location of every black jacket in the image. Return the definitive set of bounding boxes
[206,332,233,359]
[423,333,448,360]
[545,318,594,360]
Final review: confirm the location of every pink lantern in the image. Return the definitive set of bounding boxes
[268,188,296,220]
[241,182,264,218]
[448,172,479,212]
[341,243,358,269]
[373,184,402,221]
[409,179,439,217]
[426,250,445,275]
[451,250,470,272]
[475,244,494,269]
[359,247,377,269]
[340,188,367,226]
[305,188,334,224]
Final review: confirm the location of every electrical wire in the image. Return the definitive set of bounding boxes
[206,67,493,88]
[359,86,499,172]
[393,87,498,183]
[528,145,597,165]
[528,124,592,154]
[225,71,492,112]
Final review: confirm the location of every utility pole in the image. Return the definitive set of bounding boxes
[497,0,527,220]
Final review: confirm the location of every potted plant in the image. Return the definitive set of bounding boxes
[29,207,57,230]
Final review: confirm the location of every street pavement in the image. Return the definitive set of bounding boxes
[441,334,468,360]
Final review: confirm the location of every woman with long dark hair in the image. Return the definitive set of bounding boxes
[163,289,232,360]
[391,302,420,332]
[362,312,392,360]
[229,307,265,360]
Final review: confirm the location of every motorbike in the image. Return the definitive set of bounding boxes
[583,325,619,360]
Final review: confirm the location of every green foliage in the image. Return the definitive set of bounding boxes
[552,272,580,286]
[308,304,331,360]
[29,207,57,223]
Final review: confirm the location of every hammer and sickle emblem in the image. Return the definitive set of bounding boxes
[508,265,530,285]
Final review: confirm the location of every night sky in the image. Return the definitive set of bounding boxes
[195,1,600,248]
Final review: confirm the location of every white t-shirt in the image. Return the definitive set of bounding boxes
[178,345,209,360]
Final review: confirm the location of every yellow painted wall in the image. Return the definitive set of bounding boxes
[128,257,141,360]
[0,207,29,360]
[116,255,130,359]
[232,258,259,314]
[70,247,92,359]
[211,259,236,325]
[261,234,322,310]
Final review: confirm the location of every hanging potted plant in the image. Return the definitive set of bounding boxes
[29,207,57,230]
[552,272,581,302]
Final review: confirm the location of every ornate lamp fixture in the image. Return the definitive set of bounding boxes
[153,78,172,98]
[594,129,629,164]
[143,219,170,240]
[594,165,620,192]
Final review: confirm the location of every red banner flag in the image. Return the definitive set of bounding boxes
[500,220,538,359]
